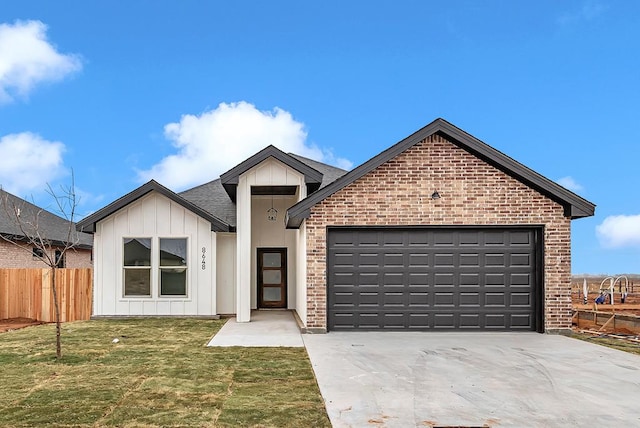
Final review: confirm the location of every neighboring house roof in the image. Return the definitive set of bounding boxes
[219,145,324,201]
[76,180,231,233]
[0,189,93,249]
[286,118,596,228]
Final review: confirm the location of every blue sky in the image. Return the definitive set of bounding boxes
[0,1,638,274]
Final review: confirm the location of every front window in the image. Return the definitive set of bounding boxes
[159,238,187,296]
[123,238,151,296]
[55,250,65,268]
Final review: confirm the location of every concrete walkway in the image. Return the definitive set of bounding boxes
[207,310,304,347]
[303,332,640,428]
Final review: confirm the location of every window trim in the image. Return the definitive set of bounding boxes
[122,237,152,298]
[158,237,188,298]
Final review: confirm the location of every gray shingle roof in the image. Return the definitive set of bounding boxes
[179,179,238,228]
[0,189,93,248]
[288,154,349,188]
[179,154,349,228]
[76,153,348,232]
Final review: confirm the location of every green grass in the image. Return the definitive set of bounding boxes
[0,318,330,427]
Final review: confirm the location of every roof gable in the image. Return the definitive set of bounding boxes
[286,118,595,228]
[76,180,230,233]
[220,145,324,201]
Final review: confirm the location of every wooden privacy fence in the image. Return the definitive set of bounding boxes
[0,268,92,322]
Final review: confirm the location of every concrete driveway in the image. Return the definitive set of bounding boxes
[303,332,640,427]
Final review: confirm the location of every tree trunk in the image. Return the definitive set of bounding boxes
[50,266,62,359]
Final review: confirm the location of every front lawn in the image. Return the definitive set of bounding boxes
[0,318,330,427]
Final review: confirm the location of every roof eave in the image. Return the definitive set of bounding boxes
[76,180,231,234]
[219,146,324,200]
[285,118,596,224]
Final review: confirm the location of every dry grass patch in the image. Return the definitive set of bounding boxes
[0,318,330,427]
[571,332,640,355]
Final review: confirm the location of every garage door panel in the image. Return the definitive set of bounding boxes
[358,272,379,286]
[460,314,481,327]
[511,253,531,266]
[408,313,430,328]
[459,231,480,246]
[434,253,455,266]
[510,273,531,286]
[434,313,455,328]
[434,273,454,286]
[485,292,507,306]
[459,292,480,306]
[408,291,429,306]
[434,292,455,306]
[509,231,532,246]
[484,231,506,246]
[511,314,533,328]
[485,273,506,286]
[510,292,532,307]
[460,253,480,266]
[328,228,538,331]
[485,253,506,266]
[357,232,380,246]
[409,253,429,267]
[460,273,480,286]
[383,272,405,286]
[333,253,355,267]
[485,313,507,328]
[358,253,379,266]
[382,231,405,246]
[408,272,429,286]
[384,253,404,266]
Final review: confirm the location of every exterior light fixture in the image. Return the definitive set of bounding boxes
[267,195,278,221]
[431,191,441,200]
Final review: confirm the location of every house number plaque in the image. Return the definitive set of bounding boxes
[201,247,206,270]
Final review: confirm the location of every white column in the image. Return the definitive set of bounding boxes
[236,176,252,322]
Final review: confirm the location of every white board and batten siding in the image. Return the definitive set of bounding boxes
[216,233,237,315]
[93,191,217,317]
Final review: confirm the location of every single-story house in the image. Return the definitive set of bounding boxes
[77,118,595,333]
[0,189,93,268]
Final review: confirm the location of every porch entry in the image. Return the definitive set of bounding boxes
[257,248,287,308]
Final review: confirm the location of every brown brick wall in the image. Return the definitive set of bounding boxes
[305,134,572,332]
[0,240,92,268]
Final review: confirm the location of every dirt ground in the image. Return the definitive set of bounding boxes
[0,318,44,333]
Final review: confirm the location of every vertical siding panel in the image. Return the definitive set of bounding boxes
[143,195,156,236]
[129,203,143,235]
[170,202,185,235]
[156,197,171,235]
[100,219,116,315]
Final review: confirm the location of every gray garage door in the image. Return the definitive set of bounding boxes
[327,228,540,331]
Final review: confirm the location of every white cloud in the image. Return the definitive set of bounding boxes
[596,214,640,248]
[138,101,352,190]
[0,132,66,194]
[557,1,607,25]
[0,20,82,103]
[556,176,584,192]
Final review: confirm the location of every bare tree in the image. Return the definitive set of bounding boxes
[0,175,82,359]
